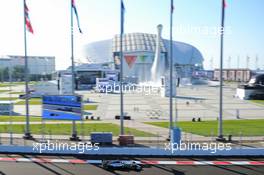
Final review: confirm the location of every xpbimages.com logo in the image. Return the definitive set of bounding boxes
[96,83,160,95]
[33,140,100,153]
[164,141,232,154]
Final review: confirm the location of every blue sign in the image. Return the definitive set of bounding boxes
[42,95,82,120]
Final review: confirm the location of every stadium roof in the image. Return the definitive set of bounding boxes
[112,33,166,53]
[83,33,203,65]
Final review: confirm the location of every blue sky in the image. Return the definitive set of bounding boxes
[0,0,263,70]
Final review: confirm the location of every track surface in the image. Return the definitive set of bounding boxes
[0,154,263,175]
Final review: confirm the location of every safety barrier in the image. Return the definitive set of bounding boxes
[0,145,263,157]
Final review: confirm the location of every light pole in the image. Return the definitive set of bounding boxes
[169,0,174,139]
[120,0,125,135]
[70,0,79,141]
[8,60,13,144]
[217,0,226,141]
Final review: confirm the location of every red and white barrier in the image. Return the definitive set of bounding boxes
[0,157,263,165]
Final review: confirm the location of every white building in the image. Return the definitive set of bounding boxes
[83,32,204,82]
[0,55,55,75]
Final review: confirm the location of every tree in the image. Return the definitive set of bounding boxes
[3,67,9,81]
[0,68,4,82]
[12,66,26,81]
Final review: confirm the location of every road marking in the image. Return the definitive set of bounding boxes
[141,160,159,165]
[69,159,86,164]
[0,158,16,161]
[249,161,264,165]
[0,157,263,165]
[50,159,69,163]
[156,161,177,165]
[16,158,31,162]
[229,161,250,165]
[212,161,232,165]
[194,161,214,165]
[30,158,47,163]
[176,161,196,165]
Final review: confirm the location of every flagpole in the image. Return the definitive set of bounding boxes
[23,0,33,140]
[120,0,124,135]
[70,0,79,141]
[217,0,225,141]
[169,0,174,139]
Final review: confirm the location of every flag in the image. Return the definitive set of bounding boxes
[223,0,227,8]
[171,0,174,13]
[221,0,226,35]
[72,0,82,33]
[125,55,136,68]
[121,0,125,34]
[24,0,34,34]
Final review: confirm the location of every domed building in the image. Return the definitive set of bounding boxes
[82,32,204,83]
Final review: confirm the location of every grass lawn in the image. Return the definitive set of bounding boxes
[0,116,42,122]
[11,82,26,85]
[0,90,10,93]
[0,123,154,137]
[0,116,99,122]
[0,97,19,101]
[145,119,264,136]
[15,98,42,105]
[0,84,12,87]
[83,104,98,110]
[250,100,264,106]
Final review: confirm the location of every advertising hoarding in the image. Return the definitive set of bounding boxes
[42,95,82,120]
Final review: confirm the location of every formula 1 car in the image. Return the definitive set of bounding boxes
[102,160,142,171]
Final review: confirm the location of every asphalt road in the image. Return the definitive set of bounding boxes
[0,155,263,175]
[0,161,264,175]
